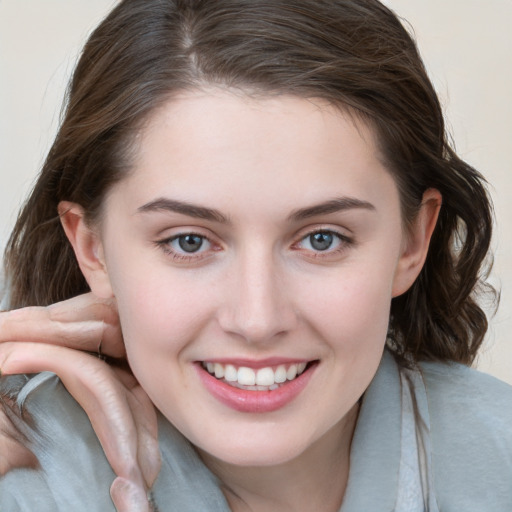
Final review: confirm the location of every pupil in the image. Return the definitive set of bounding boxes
[178,235,203,253]
[310,232,333,251]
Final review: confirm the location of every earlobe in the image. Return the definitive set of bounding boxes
[392,189,442,297]
[58,201,114,299]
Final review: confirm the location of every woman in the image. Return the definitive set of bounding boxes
[1,0,511,511]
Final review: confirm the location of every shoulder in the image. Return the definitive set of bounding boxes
[419,359,512,436]
[420,358,512,420]
[418,360,512,510]
[0,373,116,512]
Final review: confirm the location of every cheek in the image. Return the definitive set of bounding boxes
[297,257,397,352]
[107,261,217,358]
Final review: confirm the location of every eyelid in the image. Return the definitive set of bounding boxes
[293,224,353,244]
[154,224,354,263]
[291,226,354,257]
[155,228,221,263]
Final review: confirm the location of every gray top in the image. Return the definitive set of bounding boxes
[1,350,511,511]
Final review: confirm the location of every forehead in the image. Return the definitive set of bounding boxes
[138,89,379,161]
[112,89,398,218]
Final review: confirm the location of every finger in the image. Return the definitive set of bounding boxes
[122,379,161,489]
[0,342,144,487]
[0,403,39,475]
[110,368,161,488]
[0,293,125,357]
[110,477,151,512]
[0,434,38,476]
[108,368,161,489]
[0,307,105,351]
[47,293,122,355]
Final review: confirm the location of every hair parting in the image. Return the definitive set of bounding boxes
[3,0,496,364]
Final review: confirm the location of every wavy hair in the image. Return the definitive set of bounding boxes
[4,0,496,364]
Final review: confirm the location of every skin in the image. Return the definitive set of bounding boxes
[0,295,159,512]
[59,90,438,511]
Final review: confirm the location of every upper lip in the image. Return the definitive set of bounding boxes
[197,357,314,369]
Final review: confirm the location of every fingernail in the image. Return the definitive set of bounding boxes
[110,477,150,512]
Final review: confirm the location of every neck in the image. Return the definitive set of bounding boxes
[198,403,359,512]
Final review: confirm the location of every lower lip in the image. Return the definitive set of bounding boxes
[196,363,317,413]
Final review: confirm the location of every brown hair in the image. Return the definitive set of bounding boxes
[4,0,495,364]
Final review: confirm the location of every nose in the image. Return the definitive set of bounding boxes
[217,247,298,344]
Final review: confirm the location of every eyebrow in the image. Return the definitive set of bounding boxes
[287,197,376,222]
[137,196,375,224]
[137,198,229,223]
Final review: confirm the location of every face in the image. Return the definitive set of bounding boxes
[94,90,416,467]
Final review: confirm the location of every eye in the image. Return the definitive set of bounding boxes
[156,232,215,262]
[173,234,208,253]
[306,231,337,251]
[295,229,350,254]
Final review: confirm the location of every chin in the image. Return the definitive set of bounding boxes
[194,429,313,468]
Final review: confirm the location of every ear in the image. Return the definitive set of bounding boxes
[58,201,114,299]
[392,189,442,297]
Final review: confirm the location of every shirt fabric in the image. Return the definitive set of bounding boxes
[0,350,511,511]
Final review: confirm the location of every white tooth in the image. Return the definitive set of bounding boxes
[297,362,307,374]
[238,367,256,386]
[214,363,225,379]
[286,364,298,380]
[274,365,287,383]
[206,362,215,374]
[224,364,238,382]
[256,367,275,386]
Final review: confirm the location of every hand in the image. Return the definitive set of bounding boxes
[0,293,161,512]
[0,292,125,357]
[0,394,39,474]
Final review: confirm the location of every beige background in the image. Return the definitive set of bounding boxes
[1,1,511,383]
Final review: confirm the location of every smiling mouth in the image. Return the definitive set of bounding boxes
[200,361,316,391]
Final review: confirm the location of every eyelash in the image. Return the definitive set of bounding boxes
[155,228,354,263]
[292,229,353,258]
[155,232,216,262]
